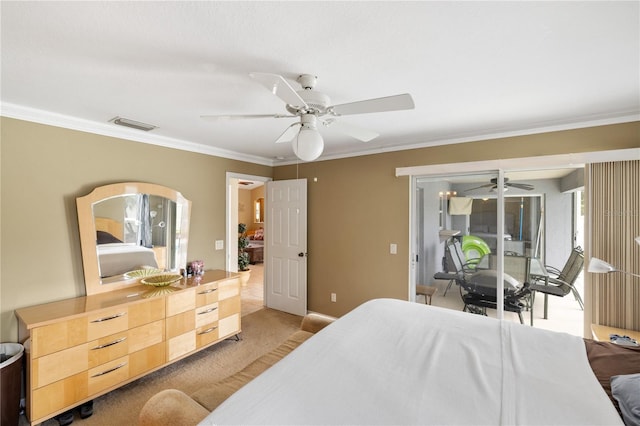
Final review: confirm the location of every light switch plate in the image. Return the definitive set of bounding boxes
[215,240,224,250]
[390,243,397,254]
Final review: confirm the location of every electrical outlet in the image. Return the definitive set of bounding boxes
[331,293,337,302]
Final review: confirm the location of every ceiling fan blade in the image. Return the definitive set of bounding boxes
[330,93,415,116]
[321,119,379,142]
[465,184,494,192]
[200,113,293,121]
[274,123,301,144]
[249,72,308,108]
[509,183,535,190]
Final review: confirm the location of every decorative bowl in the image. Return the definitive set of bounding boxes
[124,268,163,279]
[140,274,183,287]
[141,286,179,298]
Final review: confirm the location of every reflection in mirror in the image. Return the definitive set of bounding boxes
[94,194,177,280]
[255,197,264,223]
[77,182,191,295]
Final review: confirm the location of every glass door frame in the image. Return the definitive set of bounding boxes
[409,170,508,318]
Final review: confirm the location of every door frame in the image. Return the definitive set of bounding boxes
[409,170,507,318]
[225,172,272,274]
[399,147,639,330]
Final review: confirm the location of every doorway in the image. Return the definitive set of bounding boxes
[227,173,270,316]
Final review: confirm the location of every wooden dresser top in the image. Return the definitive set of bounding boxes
[16,269,238,328]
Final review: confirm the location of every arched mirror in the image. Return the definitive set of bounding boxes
[255,197,264,223]
[77,182,191,295]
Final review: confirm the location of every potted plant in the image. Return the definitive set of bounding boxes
[238,223,251,286]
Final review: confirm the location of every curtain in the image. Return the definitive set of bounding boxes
[587,160,640,330]
[139,194,152,248]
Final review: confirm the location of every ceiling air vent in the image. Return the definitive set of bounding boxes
[109,116,157,132]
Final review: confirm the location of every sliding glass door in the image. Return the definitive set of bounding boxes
[413,171,507,318]
[411,167,584,333]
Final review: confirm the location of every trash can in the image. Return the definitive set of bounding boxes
[1,343,24,426]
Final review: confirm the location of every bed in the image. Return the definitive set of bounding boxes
[97,243,158,277]
[95,217,158,277]
[201,299,638,425]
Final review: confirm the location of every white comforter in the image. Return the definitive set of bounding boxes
[203,299,621,425]
[97,243,158,277]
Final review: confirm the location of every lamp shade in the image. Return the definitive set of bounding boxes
[587,257,617,274]
[293,127,324,162]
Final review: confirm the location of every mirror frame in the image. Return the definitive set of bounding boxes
[77,182,191,295]
[255,197,265,223]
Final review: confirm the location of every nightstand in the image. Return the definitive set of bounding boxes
[591,324,640,342]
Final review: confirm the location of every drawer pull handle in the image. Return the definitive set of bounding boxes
[91,362,127,377]
[198,326,218,335]
[92,337,127,350]
[197,288,217,295]
[198,307,218,315]
[91,312,126,323]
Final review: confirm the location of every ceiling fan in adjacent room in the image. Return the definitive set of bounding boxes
[201,73,415,161]
[465,178,534,192]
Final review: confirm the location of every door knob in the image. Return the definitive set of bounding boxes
[298,252,306,257]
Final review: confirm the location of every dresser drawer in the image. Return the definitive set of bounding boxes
[166,288,195,316]
[219,295,241,318]
[218,278,240,300]
[87,356,129,395]
[195,302,219,329]
[167,330,196,361]
[129,342,165,377]
[166,310,195,339]
[31,317,87,358]
[196,324,220,348]
[128,320,164,353]
[195,283,219,307]
[218,313,240,340]
[87,307,129,341]
[88,332,128,369]
[31,372,87,421]
[32,344,88,388]
[128,298,165,328]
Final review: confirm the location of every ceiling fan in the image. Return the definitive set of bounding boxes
[465,178,534,192]
[201,73,415,161]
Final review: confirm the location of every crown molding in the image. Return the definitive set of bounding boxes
[0,102,276,167]
[2,102,637,168]
[275,111,640,165]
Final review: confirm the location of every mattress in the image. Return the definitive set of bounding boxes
[202,299,621,425]
[97,243,158,277]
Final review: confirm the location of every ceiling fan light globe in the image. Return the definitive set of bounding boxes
[490,186,508,193]
[293,128,324,161]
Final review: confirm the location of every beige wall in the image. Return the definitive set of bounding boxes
[1,117,638,340]
[274,122,640,318]
[0,117,271,341]
[238,188,253,228]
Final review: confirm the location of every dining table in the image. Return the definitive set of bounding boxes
[475,254,550,325]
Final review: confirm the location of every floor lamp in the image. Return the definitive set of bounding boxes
[588,236,640,278]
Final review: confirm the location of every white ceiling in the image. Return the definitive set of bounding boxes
[1,1,638,166]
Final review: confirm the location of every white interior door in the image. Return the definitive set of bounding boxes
[265,179,307,316]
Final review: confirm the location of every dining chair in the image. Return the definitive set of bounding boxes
[440,238,478,296]
[529,247,584,315]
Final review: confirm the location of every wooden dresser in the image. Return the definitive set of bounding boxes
[15,270,241,425]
